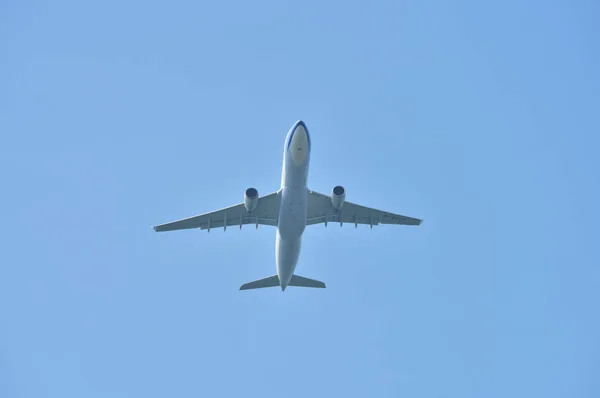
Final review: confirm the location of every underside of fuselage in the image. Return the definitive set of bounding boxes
[276,121,311,290]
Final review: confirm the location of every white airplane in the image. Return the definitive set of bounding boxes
[152,120,422,291]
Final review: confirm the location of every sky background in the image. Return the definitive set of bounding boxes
[1,0,599,397]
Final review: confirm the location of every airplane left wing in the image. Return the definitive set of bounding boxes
[153,191,281,232]
[306,189,422,227]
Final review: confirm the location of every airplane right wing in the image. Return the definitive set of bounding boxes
[306,189,422,227]
[153,190,281,232]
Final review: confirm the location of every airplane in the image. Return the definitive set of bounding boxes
[152,120,423,291]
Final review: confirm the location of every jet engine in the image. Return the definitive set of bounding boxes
[331,185,346,209]
[244,187,259,212]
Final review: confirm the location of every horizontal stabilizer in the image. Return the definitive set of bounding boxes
[239,274,326,290]
[288,275,326,289]
[239,275,280,290]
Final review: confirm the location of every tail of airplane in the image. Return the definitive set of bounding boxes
[239,274,326,291]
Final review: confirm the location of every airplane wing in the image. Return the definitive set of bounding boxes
[153,191,281,232]
[306,190,422,227]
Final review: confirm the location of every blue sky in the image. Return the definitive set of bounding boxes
[1,0,599,397]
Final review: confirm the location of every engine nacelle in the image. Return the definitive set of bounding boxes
[244,187,259,213]
[331,185,346,210]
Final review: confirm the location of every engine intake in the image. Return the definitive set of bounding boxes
[331,185,346,209]
[244,187,259,212]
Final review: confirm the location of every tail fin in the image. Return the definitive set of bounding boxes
[239,274,326,290]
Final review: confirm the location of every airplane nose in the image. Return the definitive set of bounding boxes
[293,124,306,139]
[294,120,307,132]
[288,122,309,165]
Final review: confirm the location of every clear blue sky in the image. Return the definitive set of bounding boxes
[1,0,599,397]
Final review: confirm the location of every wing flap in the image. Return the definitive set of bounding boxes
[306,213,420,226]
[197,216,278,230]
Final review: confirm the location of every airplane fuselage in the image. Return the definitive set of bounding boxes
[276,121,311,290]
